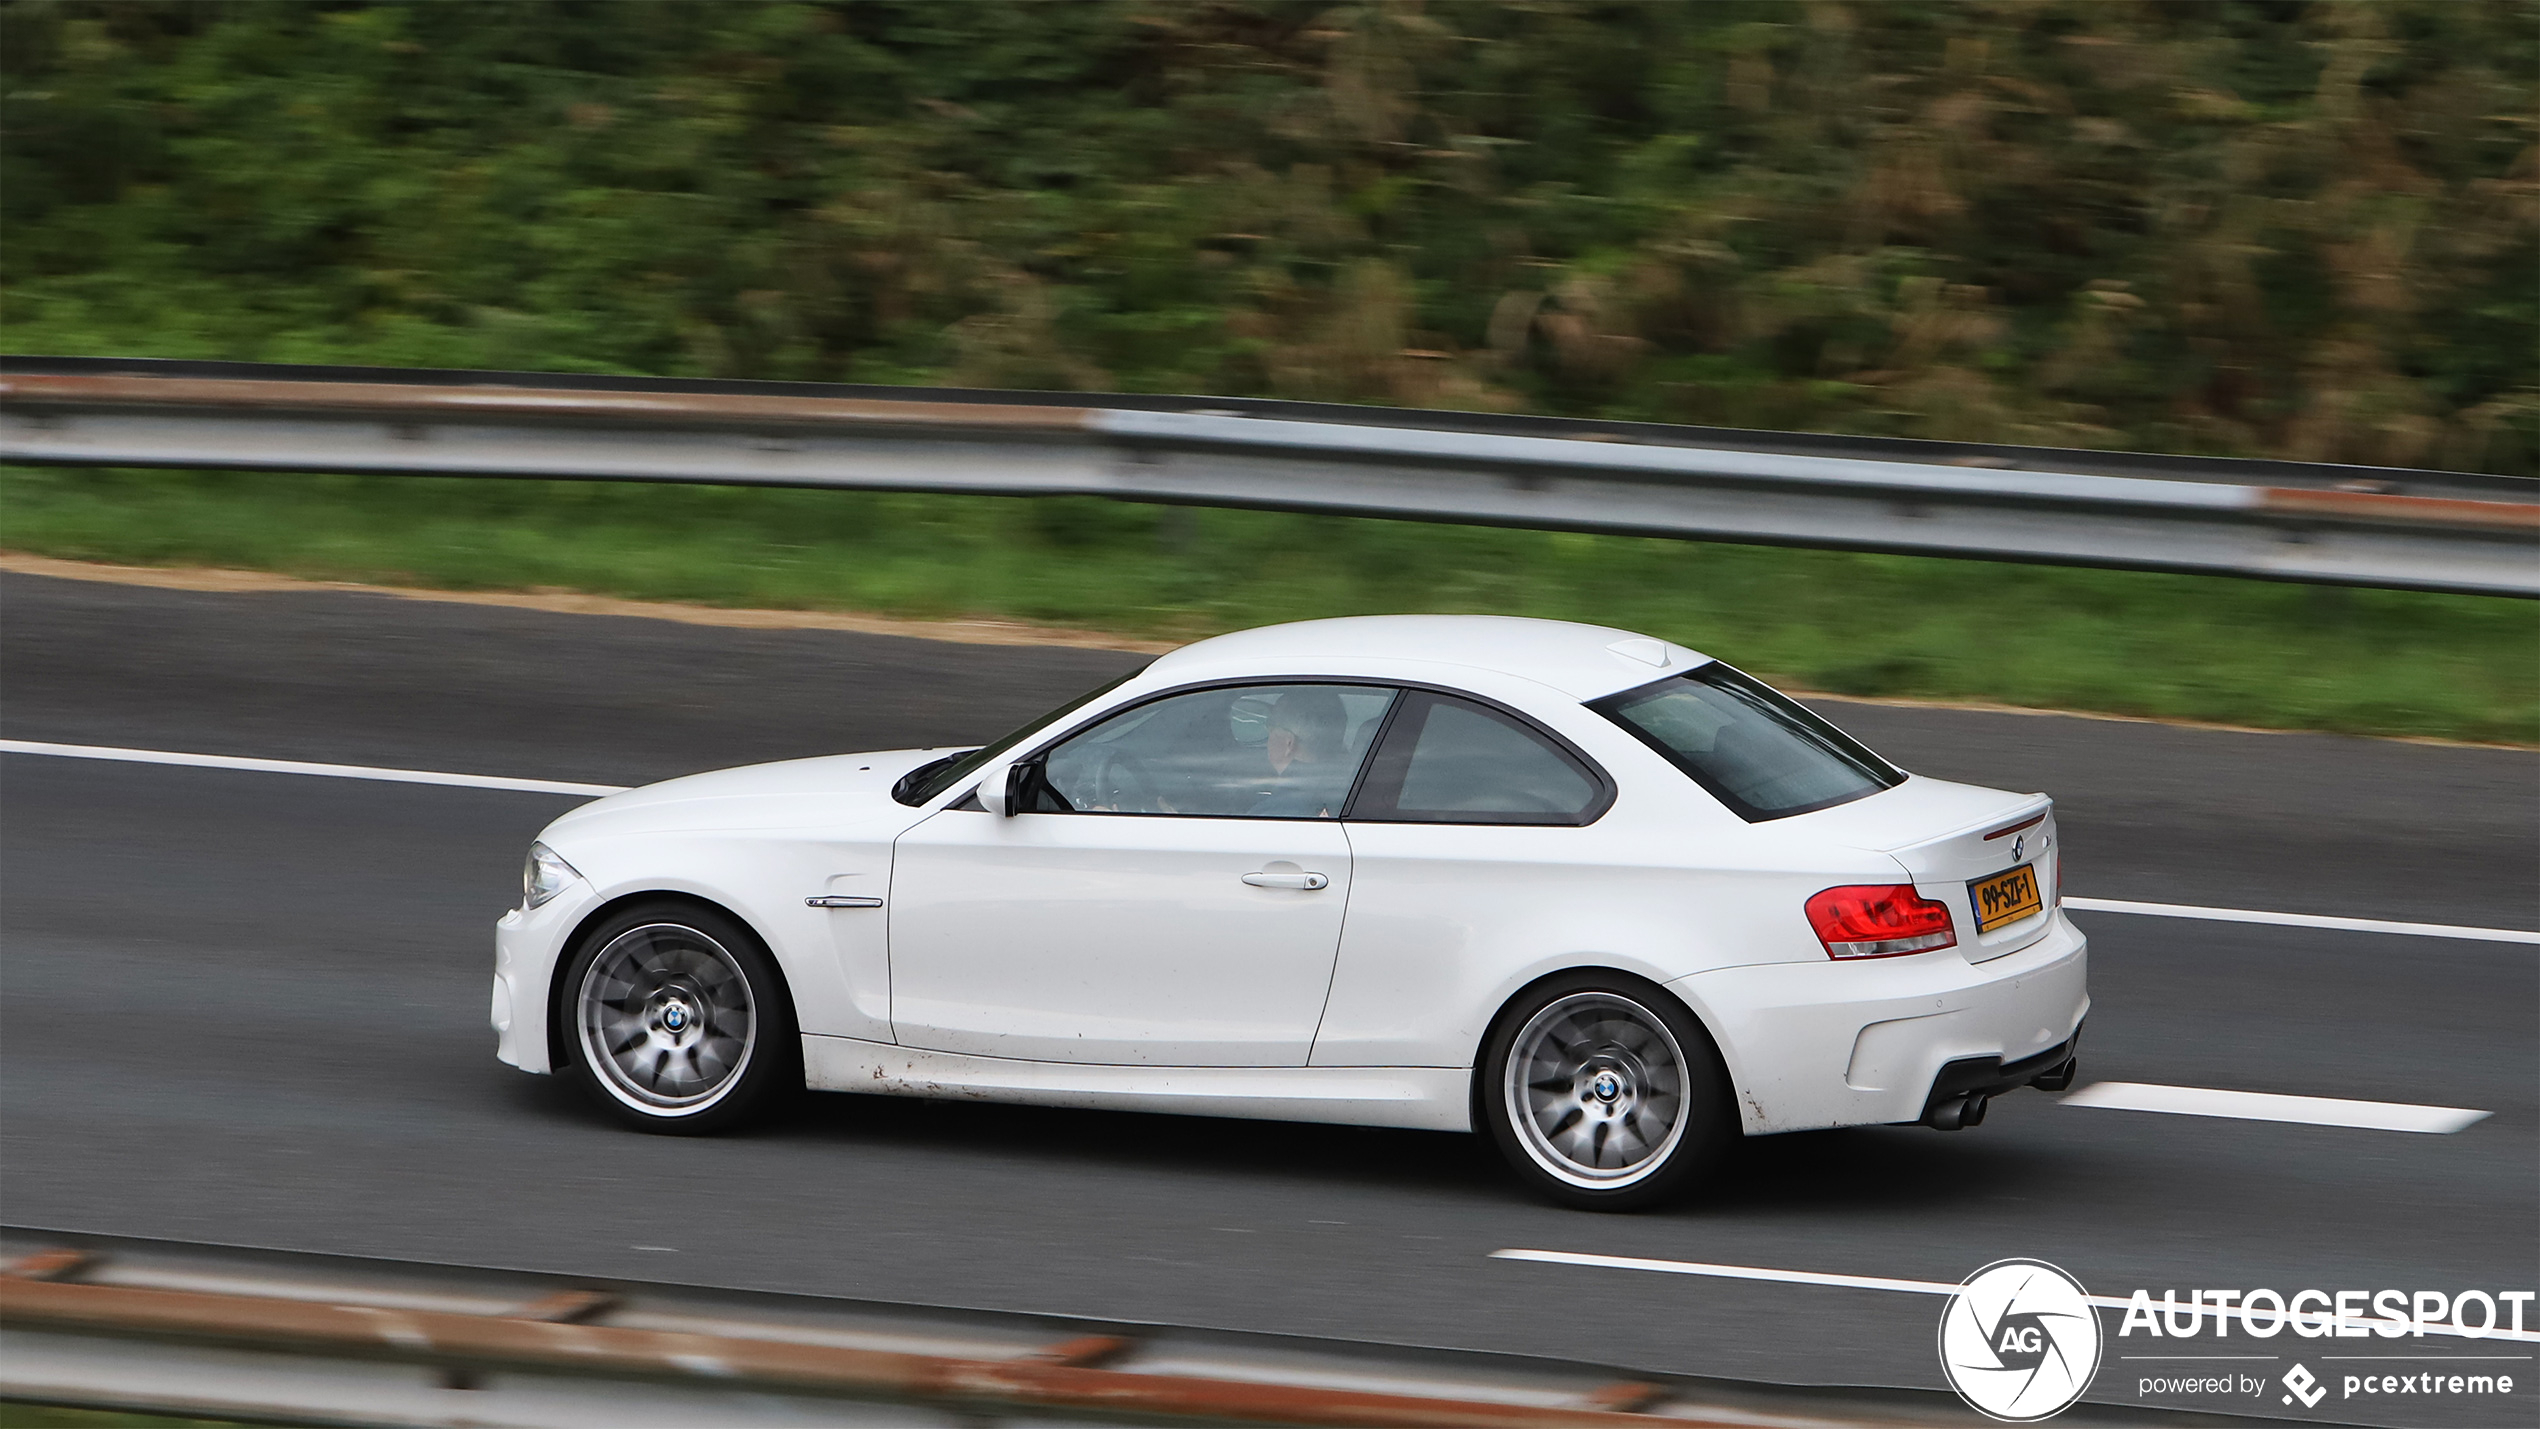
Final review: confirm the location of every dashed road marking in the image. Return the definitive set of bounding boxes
[2060,1081,2490,1134]
[1488,1251,2540,1343]
[0,739,624,797]
[8,740,2536,946]
[2063,896,2537,945]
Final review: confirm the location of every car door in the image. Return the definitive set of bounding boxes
[1312,689,1619,1067]
[887,683,1398,1066]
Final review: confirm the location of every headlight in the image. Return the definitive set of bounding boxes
[522,842,583,910]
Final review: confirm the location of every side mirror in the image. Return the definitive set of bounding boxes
[977,762,1017,818]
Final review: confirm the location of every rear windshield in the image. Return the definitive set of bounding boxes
[1588,664,1902,821]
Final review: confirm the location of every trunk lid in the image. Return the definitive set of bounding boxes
[1784,775,2061,961]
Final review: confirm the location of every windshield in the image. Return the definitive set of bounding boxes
[891,669,1145,807]
[1588,663,1902,821]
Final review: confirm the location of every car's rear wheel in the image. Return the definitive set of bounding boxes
[1480,971,1735,1210]
[556,901,797,1134]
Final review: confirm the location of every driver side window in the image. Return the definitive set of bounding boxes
[1035,684,1398,819]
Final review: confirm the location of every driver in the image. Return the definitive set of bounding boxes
[1248,688,1353,818]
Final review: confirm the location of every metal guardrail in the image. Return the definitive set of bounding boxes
[0,1229,2292,1429]
[3,356,2533,597]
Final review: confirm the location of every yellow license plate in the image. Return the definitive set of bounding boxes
[1970,864,2043,933]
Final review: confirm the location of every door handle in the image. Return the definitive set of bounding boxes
[1241,871,1329,891]
[806,896,884,909]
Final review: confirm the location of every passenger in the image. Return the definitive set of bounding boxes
[1249,688,1352,818]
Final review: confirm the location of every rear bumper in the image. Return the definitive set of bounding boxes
[1668,910,2088,1134]
[1916,1031,2081,1129]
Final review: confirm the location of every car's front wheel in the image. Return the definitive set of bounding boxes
[555,900,797,1134]
[1480,972,1735,1210]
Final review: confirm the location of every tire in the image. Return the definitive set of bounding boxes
[553,899,799,1135]
[1478,970,1735,1211]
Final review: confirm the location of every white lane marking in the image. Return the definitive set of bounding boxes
[1488,1251,2540,1343]
[4,740,2534,944]
[2063,896,2539,946]
[0,740,626,798]
[2061,1081,2490,1134]
[1493,1249,1971,1300]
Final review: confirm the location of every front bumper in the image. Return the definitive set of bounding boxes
[491,881,597,1074]
[1669,910,2088,1134]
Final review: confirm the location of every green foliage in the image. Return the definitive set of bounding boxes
[5,463,2531,745]
[5,0,2535,468]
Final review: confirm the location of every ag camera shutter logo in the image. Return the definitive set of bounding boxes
[1940,1259,2105,1421]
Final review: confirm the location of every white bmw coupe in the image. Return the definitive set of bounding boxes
[494,616,2086,1209]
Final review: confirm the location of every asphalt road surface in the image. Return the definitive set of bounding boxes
[4,570,2533,1427]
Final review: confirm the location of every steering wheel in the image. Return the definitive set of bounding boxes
[1086,748,1164,813]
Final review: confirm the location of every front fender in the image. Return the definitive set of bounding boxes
[499,827,894,1077]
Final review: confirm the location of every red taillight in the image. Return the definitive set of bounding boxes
[1805,884,1958,959]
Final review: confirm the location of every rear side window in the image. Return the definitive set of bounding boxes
[1350,692,1608,825]
[1590,664,1902,822]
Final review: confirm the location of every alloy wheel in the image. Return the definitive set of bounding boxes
[1503,991,1690,1189]
[575,922,758,1114]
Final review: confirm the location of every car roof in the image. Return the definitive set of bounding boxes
[1145,615,1716,702]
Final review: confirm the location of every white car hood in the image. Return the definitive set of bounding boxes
[544,747,958,837]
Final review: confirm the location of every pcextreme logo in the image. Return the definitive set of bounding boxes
[1938,1259,2104,1422]
[2282,1364,2327,1408]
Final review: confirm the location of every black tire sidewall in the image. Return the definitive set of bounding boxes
[1477,969,1735,1211]
[553,899,799,1136]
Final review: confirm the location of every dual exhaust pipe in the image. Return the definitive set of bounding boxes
[1926,1091,1991,1131]
[1919,1038,2080,1131]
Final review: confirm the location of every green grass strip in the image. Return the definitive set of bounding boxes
[3,465,2531,745]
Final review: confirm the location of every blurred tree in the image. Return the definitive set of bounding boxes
[4,0,2533,471]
